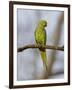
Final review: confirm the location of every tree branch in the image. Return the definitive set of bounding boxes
[17,44,64,52]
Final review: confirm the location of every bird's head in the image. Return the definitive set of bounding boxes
[38,20,47,27]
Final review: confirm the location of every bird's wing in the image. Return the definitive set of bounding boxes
[43,29,46,45]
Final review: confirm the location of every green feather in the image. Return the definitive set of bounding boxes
[34,20,48,71]
[40,50,48,71]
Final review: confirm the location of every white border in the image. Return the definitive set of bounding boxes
[13,5,68,85]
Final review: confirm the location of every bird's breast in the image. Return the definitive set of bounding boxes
[35,29,45,44]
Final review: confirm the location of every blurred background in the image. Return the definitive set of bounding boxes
[17,8,64,81]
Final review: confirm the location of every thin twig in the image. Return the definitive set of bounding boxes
[17,44,64,52]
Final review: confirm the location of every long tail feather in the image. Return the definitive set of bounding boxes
[40,50,48,71]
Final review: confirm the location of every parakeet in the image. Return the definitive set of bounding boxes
[34,20,48,71]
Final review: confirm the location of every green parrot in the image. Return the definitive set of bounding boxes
[34,20,48,71]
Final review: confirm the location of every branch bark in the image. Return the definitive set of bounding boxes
[17,44,64,52]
